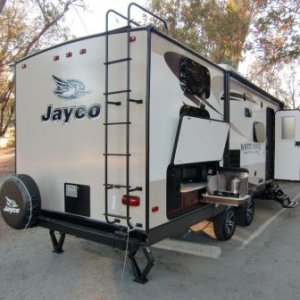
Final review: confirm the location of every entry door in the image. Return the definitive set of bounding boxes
[275,110,300,180]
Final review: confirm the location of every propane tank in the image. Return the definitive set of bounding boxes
[231,177,241,195]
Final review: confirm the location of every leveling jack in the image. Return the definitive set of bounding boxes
[48,229,154,283]
[128,246,154,284]
[49,230,66,253]
[261,183,297,208]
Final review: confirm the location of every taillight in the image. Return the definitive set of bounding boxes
[152,206,159,213]
[66,52,72,58]
[122,195,140,207]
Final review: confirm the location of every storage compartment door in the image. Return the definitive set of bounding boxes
[172,116,230,165]
[275,110,300,180]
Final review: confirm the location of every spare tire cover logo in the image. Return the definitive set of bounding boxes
[3,196,20,214]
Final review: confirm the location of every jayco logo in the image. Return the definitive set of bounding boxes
[52,75,90,100]
[3,196,20,214]
[41,75,101,124]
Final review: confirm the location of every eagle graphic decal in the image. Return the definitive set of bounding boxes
[52,75,90,100]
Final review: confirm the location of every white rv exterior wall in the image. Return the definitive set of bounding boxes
[229,78,279,183]
[16,31,148,228]
[148,32,225,229]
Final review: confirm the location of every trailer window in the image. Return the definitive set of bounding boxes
[281,116,295,139]
[164,52,211,99]
[179,57,210,99]
[253,122,266,143]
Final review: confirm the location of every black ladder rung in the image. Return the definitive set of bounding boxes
[104,153,131,157]
[104,89,131,96]
[129,99,143,104]
[105,184,129,189]
[104,184,142,192]
[103,122,131,125]
[105,213,131,220]
[107,101,122,106]
[104,58,132,65]
[129,187,143,192]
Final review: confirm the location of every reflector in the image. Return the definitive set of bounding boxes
[122,195,140,207]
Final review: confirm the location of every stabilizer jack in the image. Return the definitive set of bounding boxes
[261,183,297,208]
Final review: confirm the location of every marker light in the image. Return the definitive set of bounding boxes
[129,36,136,42]
[122,195,140,207]
[152,206,159,213]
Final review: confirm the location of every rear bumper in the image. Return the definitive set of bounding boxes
[38,210,147,251]
[38,203,224,249]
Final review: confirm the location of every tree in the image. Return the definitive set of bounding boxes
[245,0,300,107]
[0,0,7,14]
[0,0,86,139]
[148,0,300,105]
[148,0,265,68]
[250,0,300,73]
[279,63,299,109]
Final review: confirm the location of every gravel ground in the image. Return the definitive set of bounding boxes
[0,172,300,300]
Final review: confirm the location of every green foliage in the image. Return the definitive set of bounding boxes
[148,0,263,69]
[148,0,300,105]
[250,0,300,73]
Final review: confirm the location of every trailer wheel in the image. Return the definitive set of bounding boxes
[213,207,236,241]
[237,196,255,227]
[0,174,41,229]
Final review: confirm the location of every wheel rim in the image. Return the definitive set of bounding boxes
[225,209,235,236]
[245,200,254,223]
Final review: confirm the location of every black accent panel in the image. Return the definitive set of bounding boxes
[180,104,210,119]
[229,150,240,168]
[64,183,90,217]
[167,166,182,214]
[245,107,252,117]
[265,108,275,180]
[223,72,230,167]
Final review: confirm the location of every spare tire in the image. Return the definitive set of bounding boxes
[0,174,41,229]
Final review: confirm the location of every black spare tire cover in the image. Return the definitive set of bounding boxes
[0,174,41,229]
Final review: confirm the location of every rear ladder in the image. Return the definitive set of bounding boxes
[103,2,168,284]
[103,4,168,228]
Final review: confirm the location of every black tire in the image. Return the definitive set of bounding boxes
[213,207,236,241]
[0,174,41,229]
[237,196,255,227]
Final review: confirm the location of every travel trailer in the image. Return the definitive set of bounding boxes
[0,3,297,283]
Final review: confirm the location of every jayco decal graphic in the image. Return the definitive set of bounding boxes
[41,104,101,123]
[3,196,20,214]
[52,75,90,100]
[41,75,101,124]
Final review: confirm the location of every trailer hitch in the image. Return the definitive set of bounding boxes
[261,183,297,208]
